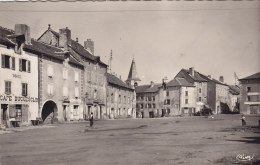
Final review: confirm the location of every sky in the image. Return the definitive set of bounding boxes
[0,1,259,85]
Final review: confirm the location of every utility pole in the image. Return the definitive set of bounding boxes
[108,49,113,73]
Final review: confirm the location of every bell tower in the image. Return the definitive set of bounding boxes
[126,58,141,87]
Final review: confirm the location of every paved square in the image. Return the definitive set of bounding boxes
[0,115,259,165]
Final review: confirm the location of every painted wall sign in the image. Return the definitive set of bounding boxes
[12,74,21,78]
[0,94,38,103]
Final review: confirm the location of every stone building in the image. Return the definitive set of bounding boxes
[37,25,107,121]
[0,25,39,127]
[165,78,196,116]
[239,72,260,114]
[106,73,135,119]
[135,82,163,118]
[175,67,208,113]
[228,85,240,112]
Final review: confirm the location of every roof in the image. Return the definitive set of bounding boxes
[239,72,260,80]
[24,39,65,61]
[198,72,228,86]
[127,58,141,82]
[182,69,208,82]
[135,84,161,94]
[0,26,15,46]
[167,78,195,87]
[229,85,240,95]
[106,73,134,90]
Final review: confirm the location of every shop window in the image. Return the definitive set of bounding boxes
[1,55,15,70]
[5,81,11,95]
[22,83,28,96]
[19,59,30,72]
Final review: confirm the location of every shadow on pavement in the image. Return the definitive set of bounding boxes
[227,136,260,144]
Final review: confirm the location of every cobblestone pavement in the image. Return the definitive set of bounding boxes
[0,115,259,165]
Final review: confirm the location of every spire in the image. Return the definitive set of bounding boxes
[126,58,141,86]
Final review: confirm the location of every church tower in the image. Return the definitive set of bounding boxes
[126,58,141,87]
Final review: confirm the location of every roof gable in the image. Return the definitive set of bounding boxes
[106,73,133,90]
[239,72,260,80]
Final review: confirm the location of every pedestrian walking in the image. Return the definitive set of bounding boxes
[89,112,94,127]
[241,114,246,126]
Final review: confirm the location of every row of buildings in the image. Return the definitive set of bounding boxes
[1,24,259,127]
[0,24,138,127]
[135,67,243,118]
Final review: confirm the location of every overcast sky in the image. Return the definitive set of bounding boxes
[0,1,259,85]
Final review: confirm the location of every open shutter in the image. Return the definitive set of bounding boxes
[19,59,22,71]
[27,61,31,73]
[1,55,5,68]
[11,57,15,70]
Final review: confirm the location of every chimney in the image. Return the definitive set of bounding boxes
[219,76,224,83]
[189,67,195,76]
[59,27,71,50]
[76,37,78,43]
[84,39,94,55]
[208,75,212,79]
[150,81,154,88]
[14,24,31,45]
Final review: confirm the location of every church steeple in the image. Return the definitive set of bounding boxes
[126,58,141,87]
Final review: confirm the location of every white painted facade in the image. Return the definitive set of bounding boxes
[0,44,38,126]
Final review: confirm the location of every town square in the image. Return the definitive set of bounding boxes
[0,1,259,165]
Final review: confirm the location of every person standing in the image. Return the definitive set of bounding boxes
[241,114,246,126]
[89,112,94,127]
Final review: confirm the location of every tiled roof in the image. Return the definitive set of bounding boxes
[135,84,161,94]
[24,39,65,61]
[167,78,195,87]
[197,72,228,86]
[106,73,134,90]
[229,85,240,95]
[0,26,15,46]
[239,72,260,80]
[183,69,208,82]
[70,39,96,62]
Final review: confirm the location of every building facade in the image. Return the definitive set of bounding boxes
[239,72,260,114]
[165,78,196,116]
[106,73,135,119]
[0,25,39,127]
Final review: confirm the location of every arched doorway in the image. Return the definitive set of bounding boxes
[41,100,58,124]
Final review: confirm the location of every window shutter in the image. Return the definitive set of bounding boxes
[27,61,31,73]
[2,55,5,68]
[11,57,15,70]
[75,87,79,97]
[19,59,22,71]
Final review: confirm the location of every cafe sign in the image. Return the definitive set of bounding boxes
[0,94,38,103]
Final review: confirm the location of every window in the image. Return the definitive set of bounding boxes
[75,87,79,98]
[5,81,11,95]
[199,97,202,102]
[148,96,152,101]
[118,95,121,103]
[93,89,97,99]
[111,93,114,103]
[1,55,15,70]
[140,104,144,109]
[165,99,170,105]
[22,83,28,96]
[247,87,251,92]
[247,96,251,101]
[153,104,156,108]
[74,71,79,82]
[19,59,30,72]
[47,84,54,95]
[63,69,68,80]
[152,96,155,101]
[141,96,144,100]
[47,65,53,77]
[63,86,68,97]
[185,91,188,96]
[199,88,202,93]
[124,96,126,103]
[185,99,188,104]
[73,105,79,116]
